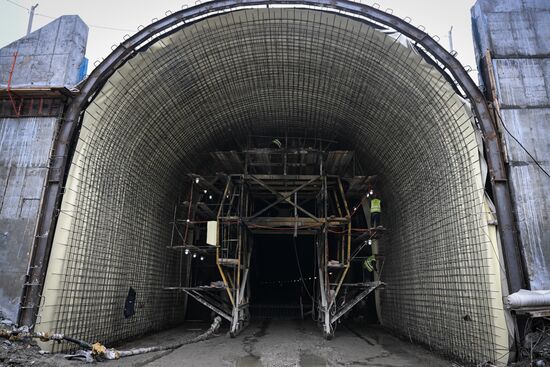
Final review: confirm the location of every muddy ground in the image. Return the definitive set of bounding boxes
[2,319,452,366]
[3,318,550,366]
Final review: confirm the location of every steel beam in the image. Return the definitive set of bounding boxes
[331,281,383,324]
[247,175,320,220]
[184,290,232,322]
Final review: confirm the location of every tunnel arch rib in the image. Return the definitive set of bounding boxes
[20,0,523,364]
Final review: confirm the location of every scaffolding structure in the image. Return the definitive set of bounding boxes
[167,136,385,338]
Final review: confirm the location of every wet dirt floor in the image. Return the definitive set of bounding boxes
[106,319,453,367]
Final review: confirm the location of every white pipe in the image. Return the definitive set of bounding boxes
[506,289,550,309]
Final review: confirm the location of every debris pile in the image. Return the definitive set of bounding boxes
[0,313,71,367]
[65,316,222,362]
[524,331,550,362]
[0,315,221,365]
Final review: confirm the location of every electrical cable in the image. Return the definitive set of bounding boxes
[292,236,318,306]
[36,13,136,32]
[494,107,550,179]
[3,0,135,32]
[5,0,26,10]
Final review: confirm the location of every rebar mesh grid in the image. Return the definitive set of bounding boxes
[37,8,508,363]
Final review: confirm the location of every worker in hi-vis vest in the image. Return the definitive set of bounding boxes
[362,254,376,281]
[370,195,382,228]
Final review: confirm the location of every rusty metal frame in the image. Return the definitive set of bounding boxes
[246,175,321,221]
[216,175,252,336]
[331,281,383,324]
[19,0,525,330]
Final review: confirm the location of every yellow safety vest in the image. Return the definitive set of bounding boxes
[370,198,381,213]
[363,255,376,272]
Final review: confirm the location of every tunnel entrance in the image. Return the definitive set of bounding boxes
[248,234,379,323]
[168,136,384,338]
[35,5,511,365]
[249,235,316,321]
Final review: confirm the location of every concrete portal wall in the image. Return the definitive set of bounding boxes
[0,117,58,321]
[0,15,88,88]
[0,16,88,322]
[472,0,550,289]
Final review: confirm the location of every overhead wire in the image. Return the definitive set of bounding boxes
[5,0,26,10]
[494,107,550,179]
[3,0,135,32]
[292,236,318,308]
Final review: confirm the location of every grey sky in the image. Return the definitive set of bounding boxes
[0,0,478,74]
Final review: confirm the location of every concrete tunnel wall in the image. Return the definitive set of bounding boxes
[36,8,509,364]
[472,0,550,290]
[0,15,88,322]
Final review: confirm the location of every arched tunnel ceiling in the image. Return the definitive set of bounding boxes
[91,9,466,175]
[38,7,509,364]
[85,8,478,195]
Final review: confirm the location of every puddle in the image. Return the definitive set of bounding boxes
[299,352,328,367]
[236,355,262,367]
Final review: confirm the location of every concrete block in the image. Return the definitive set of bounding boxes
[0,277,23,323]
[20,199,40,219]
[498,105,550,291]
[486,11,550,56]
[494,59,550,107]
[35,22,58,56]
[0,117,58,323]
[0,118,58,168]
[0,167,9,203]
[507,163,550,289]
[0,167,25,219]
[0,216,37,321]
[0,218,37,273]
[473,0,550,290]
[49,54,70,85]
[472,2,550,58]
[474,0,550,15]
[501,108,550,162]
[53,16,79,54]
[0,15,88,88]
[28,55,55,86]
[21,169,47,200]
[500,108,550,291]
